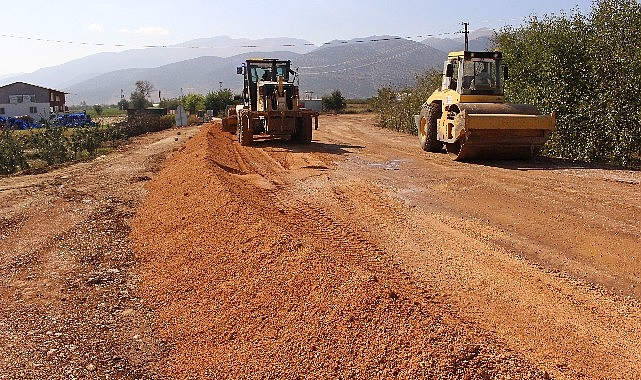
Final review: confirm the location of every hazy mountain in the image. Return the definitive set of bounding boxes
[0,36,316,90]
[65,37,447,105]
[294,36,445,99]
[66,52,301,105]
[422,28,495,52]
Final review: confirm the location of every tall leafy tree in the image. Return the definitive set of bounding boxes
[130,80,154,110]
[496,0,641,165]
[204,89,234,116]
[183,93,205,115]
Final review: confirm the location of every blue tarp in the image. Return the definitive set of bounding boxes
[0,113,95,129]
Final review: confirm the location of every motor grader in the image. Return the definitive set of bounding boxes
[415,50,555,160]
[226,58,318,145]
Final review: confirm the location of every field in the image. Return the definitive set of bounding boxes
[1,114,639,378]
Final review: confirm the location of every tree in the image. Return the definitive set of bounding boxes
[204,89,234,116]
[130,80,154,110]
[93,104,103,116]
[322,90,346,113]
[159,97,182,111]
[495,0,641,165]
[372,70,441,134]
[183,93,205,115]
[117,98,129,110]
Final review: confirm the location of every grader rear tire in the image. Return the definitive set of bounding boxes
[238,115,253,146]
[298,117,313,144]
[418,102,443,152]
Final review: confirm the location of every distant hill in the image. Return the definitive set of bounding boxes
[422,28,495,52]
[65,52,301,105]
[1,30,502,105]
[66,36,447,105]
[295,37,445,99]
[0,36,316,90]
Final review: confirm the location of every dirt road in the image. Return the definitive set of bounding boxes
[2,114,640,378]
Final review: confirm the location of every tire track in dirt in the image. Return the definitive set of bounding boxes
[304,116,641,378]
[130,122,550,378]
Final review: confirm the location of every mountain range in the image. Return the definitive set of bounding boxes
[0,31,494,104]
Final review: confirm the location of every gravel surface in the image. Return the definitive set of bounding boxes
[0,126,199,379]
[2,115,640,379]
[130,122,549,378]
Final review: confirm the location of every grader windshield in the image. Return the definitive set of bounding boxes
[247,60,292,83]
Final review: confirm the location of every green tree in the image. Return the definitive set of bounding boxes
[117,98,129,110]
[322,90,346,113]
[495,0,641,165]
[130,80,154,110]
[93,104,103,116]
[159,97,182,111]
[204,89,234,116]
[183,93,205,115]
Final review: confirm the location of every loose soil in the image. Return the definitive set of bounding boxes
[1,114,639,379]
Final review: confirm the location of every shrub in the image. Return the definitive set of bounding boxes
[322,90,346,113]
[372,70,441,134]
[496,0,641,166]
[0,127,28,174]
[29,124,70,165]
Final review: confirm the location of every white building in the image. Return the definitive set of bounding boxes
[0,82,67,120]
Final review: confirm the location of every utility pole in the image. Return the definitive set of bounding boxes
[462,22,469,51]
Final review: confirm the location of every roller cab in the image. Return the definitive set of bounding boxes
[415,51,555,161]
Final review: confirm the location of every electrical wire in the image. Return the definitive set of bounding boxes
[0,31,462,51]
[299,41,425,75]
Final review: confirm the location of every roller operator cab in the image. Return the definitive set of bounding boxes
[415,51,556,161]
[228,58,318,146]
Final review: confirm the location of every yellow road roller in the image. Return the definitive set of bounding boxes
[415,50,555,160]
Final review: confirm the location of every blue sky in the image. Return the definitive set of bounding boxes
[0,0,591,77]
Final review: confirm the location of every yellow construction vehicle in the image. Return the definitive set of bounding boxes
[225,58,318,145]
[414,50,555,160]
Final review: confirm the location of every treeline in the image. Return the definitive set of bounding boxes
[373,0,641,166]
[498,0,641,166]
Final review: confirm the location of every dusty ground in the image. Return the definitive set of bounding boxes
[1,114,640,379]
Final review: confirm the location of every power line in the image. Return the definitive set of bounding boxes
[0,31,463,51]
[0,14,532,52]
[299,41,425,75]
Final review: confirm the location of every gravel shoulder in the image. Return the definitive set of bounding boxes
[0,126,200,379]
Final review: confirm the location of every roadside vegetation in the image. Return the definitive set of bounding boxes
[371,70,441,135]
[372,0,641,167]
[0,123,125,175]
[1,79,241,175]
[498,0,641,166]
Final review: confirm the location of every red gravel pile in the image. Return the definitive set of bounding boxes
[130,123,547,378]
